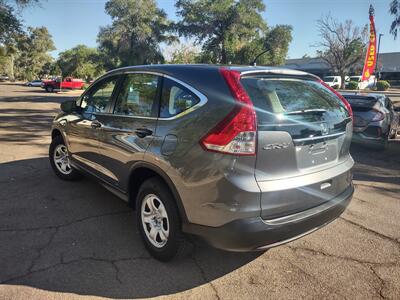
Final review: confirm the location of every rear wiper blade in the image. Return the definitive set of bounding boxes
[285,109,327,115]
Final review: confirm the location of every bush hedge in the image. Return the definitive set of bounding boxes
[346,81,359,90]
[376,80,390,91]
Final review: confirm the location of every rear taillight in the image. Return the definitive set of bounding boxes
[200,68,257,155]
[319,80,353,120]
[371,110,385,121]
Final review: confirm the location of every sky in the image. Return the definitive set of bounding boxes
[16,0,400,59]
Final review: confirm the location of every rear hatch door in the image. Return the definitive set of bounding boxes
[241,74,353,218]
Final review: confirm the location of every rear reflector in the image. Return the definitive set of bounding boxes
[200,68,257,155]
[319,80,353,120]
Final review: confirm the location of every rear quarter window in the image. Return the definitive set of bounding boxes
[240,77,349,124]
[160,78,200,118]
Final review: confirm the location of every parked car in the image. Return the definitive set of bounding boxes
[49,65,354,261]
[0,75,9,82]
[345,76,375,90]
[342,93,400,148]
[25,79,43,87]
[42,77,85,92]
[323,76,343,89]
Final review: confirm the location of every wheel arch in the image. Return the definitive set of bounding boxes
[51,128,63,140]
[128,162,188,224]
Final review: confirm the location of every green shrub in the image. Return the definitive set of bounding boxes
[346,81,359,90]
[376,80,390,91]
[82,83,90,90]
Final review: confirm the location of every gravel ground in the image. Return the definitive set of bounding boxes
[0,83,399,300]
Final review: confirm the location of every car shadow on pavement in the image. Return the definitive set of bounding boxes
[0,108,60,148]
[0,157,261,299]
[350,144,400,188]
[0,95,73,104]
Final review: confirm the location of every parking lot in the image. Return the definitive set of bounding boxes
[0,83,399,299]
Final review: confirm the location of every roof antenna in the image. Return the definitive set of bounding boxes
[251,49,270,66]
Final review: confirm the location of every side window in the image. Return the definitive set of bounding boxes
[160,78,200,118]
[80,76,118,114]
[114,74,159,117]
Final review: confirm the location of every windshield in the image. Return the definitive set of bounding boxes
[323,76,335,82]
[349,77,361,82]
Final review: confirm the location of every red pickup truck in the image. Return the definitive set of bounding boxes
[42,77,85,92]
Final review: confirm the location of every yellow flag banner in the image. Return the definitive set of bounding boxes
[362,6,377,81]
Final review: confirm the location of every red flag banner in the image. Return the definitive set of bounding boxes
[362,6,377,81]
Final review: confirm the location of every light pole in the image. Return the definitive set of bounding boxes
[375,33,384,81]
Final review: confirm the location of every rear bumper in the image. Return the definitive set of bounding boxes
[352,132,387,148]
[183,184,354,251]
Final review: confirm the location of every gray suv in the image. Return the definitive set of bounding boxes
[49,65,354,261]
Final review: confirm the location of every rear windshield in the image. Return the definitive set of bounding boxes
[343,96,378,108]
[240,77,349,124]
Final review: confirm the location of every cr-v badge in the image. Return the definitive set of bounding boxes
[263,142,291,150]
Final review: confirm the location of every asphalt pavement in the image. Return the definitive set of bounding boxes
[0,83,399,299]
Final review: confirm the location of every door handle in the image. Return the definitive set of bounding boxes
[135,128,153,138]
[91,120,102,129]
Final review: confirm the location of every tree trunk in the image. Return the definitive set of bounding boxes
[9,54,14,81]
[340,73,346,89]
[221,40,227,64]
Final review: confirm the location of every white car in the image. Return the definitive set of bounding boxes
[26,80,43,87]
[323,76,342,89]
[345,76,376,90]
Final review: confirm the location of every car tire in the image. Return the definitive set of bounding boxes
[46,86,54,93]
[389,126,396,139]
[136,177,190,261]
[49,135,82,181]
[28,84,32,87]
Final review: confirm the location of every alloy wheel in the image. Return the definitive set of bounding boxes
[141,194,170,248]
[53,144,72,175]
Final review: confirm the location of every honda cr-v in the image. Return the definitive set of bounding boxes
[49,65,354,261]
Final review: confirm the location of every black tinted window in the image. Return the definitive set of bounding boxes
[114,74,159,117]
[241,77,348,123]
[80,76,118,114]
[160,78,200,118]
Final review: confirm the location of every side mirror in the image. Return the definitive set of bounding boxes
[60,100,77,113]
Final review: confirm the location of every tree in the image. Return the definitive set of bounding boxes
[97,0,176,68]
[0,1,22,44]
[315,15,367,88]
[13,26,55,80]
[167,43,200,64]
[263,25,293,65]
[57,45,105,80]
[390,0,400,39]
[175,0,267,64]
[235,25,292,65]
[39,60,58,78]
[0,0,44,79]
[11,0,40,6]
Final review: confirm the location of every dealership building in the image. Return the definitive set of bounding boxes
[284,52,400,81]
